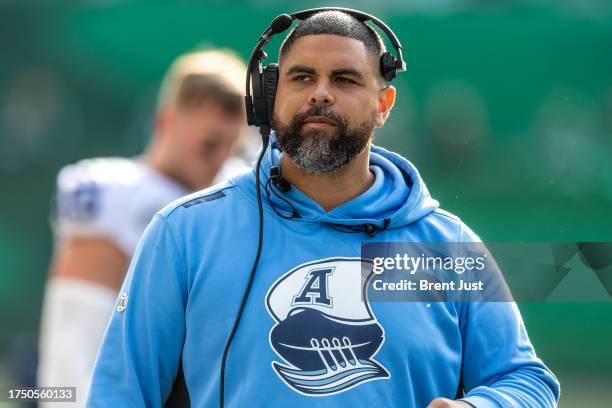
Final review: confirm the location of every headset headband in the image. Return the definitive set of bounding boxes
[291,7,404,58]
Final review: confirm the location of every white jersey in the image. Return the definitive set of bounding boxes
[42,153,255,405]
[52,157,188,256]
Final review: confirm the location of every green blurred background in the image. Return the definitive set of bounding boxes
[1,0,611,406]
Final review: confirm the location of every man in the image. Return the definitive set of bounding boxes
[87,11,560,407]
[38,49,251,406]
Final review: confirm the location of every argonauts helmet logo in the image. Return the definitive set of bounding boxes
[265,258,389,396]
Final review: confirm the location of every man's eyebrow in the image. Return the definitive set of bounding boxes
[330,67,364,80]
[286,65,316,76]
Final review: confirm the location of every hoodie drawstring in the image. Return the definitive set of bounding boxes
[327,218,391,238]
[265,175,391,238]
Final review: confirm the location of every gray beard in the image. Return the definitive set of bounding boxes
[290,131,362,174]
[273,108,376,174]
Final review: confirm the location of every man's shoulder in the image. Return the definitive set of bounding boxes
[54,157,145,221]
[409,207,480,242]
[425,208,482,242]
[430,208,461,223]
[160,183,235,216]
[53,156,189,254]
[56,156,184,203]
[56,156,145,189]
[157,168,253,222]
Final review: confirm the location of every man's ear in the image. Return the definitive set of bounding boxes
[154,107,173,137]
[375,85,396,128]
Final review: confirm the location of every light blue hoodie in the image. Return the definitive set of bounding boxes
[87,135,560,407]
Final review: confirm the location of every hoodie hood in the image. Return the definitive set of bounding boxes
[251,132,439,230]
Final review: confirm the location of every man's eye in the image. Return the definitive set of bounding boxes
[292,75,312,82]
[335,77,356,84]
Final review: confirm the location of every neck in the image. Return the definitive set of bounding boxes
[145,135,202,191]
[280,146,374,212]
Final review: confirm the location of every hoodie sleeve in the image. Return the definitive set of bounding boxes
[457,224,560,408]
[86,214,187,407]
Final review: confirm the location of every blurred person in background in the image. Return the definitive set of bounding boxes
[37,48,253,406]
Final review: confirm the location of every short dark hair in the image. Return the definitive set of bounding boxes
[279,11,386,62]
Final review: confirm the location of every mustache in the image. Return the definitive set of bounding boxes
[293,107,347,128]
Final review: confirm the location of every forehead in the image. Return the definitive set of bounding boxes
[281,34,378,76]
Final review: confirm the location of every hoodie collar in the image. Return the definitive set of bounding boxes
[258,132,439,229]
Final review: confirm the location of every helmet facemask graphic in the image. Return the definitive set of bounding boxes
[265,258,389,396]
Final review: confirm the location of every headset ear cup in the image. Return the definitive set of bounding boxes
[380,52,397,82]
[262,64,279,125]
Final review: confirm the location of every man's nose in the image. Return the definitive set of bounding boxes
[308,81,335,106]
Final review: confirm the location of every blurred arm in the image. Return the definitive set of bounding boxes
[51,236,129,291]
[38,237,129,407]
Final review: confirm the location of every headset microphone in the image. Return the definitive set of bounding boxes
[270,14,293,35]
[269,166,291,192]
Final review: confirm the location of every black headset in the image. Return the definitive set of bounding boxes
[216,8,407,408]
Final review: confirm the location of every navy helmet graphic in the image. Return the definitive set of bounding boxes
[265,258,389,396]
